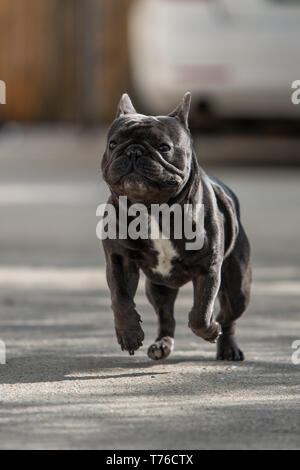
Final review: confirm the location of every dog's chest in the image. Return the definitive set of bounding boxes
[149,215,179,277]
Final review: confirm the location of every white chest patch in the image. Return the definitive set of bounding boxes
[149,216,178,277]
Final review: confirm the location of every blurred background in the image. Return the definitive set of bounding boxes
[1,0,300,125]
[0,0,300,161]
[0,0,300,449]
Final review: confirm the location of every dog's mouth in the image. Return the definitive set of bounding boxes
[121,172,156,191]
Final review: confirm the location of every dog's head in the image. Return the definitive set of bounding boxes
[102,92,198,204]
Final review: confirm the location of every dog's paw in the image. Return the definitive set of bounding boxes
[147,336,174,360]
[216,335,244,361]
[115,323,144,355]
[189,320,221,343]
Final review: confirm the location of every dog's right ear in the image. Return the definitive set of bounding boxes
[168,92,192,129]
[116,93,137,118]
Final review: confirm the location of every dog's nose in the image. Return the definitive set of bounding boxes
[125,144,145,158]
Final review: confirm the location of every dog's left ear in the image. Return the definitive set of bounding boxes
[116,93,136,118]
[168,92,192,129]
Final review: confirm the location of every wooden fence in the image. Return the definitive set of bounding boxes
[0,0,134,122]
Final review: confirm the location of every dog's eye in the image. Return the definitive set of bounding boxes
[109,140,117,150]
[157,143,171,153]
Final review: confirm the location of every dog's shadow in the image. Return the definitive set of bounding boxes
[1,351,299,386]
[0,352,221,385]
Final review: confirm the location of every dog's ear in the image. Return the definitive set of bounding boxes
[116,93,136,118]
[168,92,192,129]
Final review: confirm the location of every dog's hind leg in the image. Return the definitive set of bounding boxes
[216,224,251,361]
[146,280,178,360]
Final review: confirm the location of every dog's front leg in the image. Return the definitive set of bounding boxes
[189,264,222,343]
[105,250,144,355]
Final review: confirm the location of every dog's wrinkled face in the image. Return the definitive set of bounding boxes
[102,93,193,204]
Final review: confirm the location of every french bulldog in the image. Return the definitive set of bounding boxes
[101,92,251,361]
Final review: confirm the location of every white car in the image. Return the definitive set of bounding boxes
[129,0,300,118]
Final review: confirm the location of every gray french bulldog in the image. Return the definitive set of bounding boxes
[101,92,251,361]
